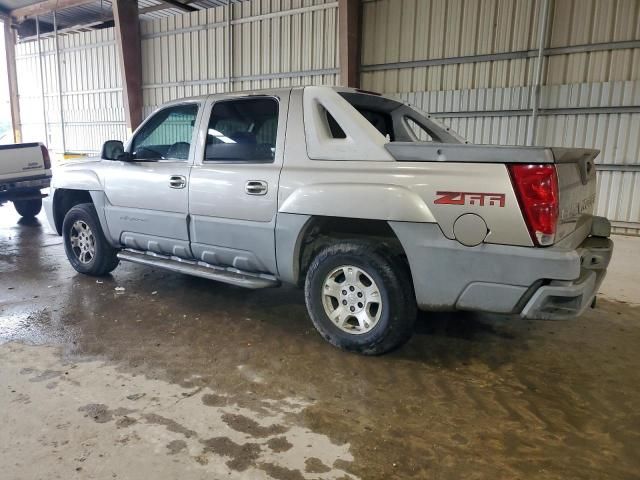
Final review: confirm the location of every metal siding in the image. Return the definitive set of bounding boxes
[15,26,126,155]
[15,0,339,141]
[395,79,640,232]
[140,0,338,113]
[361,0,542,92]
[369,0,640,233]
[546,0,640,85]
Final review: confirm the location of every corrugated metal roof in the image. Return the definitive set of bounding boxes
[11,0,242,39]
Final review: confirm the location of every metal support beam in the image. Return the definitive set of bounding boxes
[112,0,143,132]
[159,0,198,12]
[3,19,22,143]
[10,0,95,20]
[36,16,49,146]
[139,0,197,16]
[227,0,232,91]
[338,0,360,88]
[528,0,551,146]
[53,12,66,153]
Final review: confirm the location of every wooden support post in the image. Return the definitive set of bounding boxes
[3,19,22,143]
[338,0,361,88]
[112,0,143,132]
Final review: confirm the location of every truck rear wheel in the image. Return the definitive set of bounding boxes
[304,241,417,355]
[62,203,119,276]
[14,198,42,218]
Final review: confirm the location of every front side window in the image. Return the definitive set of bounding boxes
[204,97,279,163]
[131,104,199,161]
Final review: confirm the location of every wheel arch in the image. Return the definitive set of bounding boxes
[275,213,411,287]
[52,189,114,245]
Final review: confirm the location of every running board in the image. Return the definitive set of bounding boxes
[117,249,280,289]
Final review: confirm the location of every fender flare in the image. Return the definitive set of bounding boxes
[51,168,103,191]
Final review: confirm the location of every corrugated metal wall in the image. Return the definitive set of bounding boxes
[141,0,338,115]
[15,0,338,151]
[12,0,639,233]
[364,0,640,234]
[15,27,126,154]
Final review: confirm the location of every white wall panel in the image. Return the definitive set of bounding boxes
[15,27,126,155]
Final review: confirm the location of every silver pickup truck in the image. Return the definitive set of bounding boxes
[1,142,52,217]
[44,86,613,354]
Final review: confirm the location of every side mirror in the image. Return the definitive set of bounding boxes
[116,152,134,162]
[101,140,125,160]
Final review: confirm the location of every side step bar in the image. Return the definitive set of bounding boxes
[117,249,280,289]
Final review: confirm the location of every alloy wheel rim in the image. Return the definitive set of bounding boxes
[321,265,382,335]
[69,220,96,264]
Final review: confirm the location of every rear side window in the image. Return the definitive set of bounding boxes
[325,108,394,140]
[204,98,279,163]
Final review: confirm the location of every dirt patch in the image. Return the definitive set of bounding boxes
[116,416,137,428]
[305,457,331,473]
[126,393,146,401]
[201,393,227,407]
[200,436,261,471]
[266,436,293,453]
[78,404,134,424]
[142,413,197,439]
[166,439,187,455]
[259,462,305,480]
[221,413,287,438]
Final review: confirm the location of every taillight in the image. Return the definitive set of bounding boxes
[41,145,51,170]
[508,164,559,246]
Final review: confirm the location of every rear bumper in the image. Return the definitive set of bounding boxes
[0,174,50,202]
[521,236,612,320]
[389,217,613,319]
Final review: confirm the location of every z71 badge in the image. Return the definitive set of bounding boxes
[435,191,506,207]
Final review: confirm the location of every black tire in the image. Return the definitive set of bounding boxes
[304,241,417,355]
[62,203,119,276]
[14,198,42,218]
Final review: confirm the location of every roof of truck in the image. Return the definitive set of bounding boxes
[152,86,379,107]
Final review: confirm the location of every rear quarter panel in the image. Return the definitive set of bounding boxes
[278,161,533,246]
[279,88,532,247]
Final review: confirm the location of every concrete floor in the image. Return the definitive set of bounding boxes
[1,203,639,480]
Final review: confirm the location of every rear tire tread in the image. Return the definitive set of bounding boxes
[305,240,417,355]
[14,198,42,218]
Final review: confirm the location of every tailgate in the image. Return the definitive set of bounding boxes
[0,143,46,181]
[551,148,598,243]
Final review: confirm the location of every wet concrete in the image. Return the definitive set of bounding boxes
[1,203,639,479]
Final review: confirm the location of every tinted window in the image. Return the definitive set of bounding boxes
[204,98,279,163]
[325,107,394,141]
[131,104,199,160]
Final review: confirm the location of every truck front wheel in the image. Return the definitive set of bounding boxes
[304,241,417,355]
[62,203,119,276]
[14,198,42,218]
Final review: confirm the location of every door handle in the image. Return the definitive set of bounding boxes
[245,180,268,196]
[169,175,186,189]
